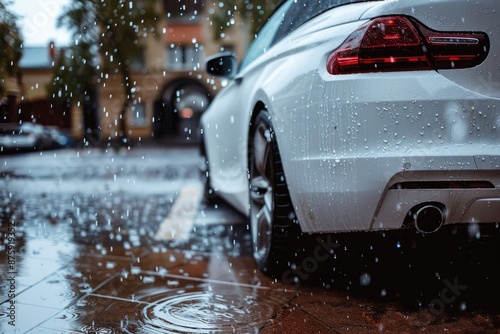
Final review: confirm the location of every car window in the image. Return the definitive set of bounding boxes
[239,1,293,72]
[273,0,382,43]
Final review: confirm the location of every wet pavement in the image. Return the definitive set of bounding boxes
[1,144,500,333]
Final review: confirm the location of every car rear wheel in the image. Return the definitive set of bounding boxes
[198,127,217,200]
[249,110,301,277]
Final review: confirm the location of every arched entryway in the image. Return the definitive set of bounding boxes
[153,78,212,141]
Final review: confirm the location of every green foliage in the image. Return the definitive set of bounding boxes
[50,0,159,100]
[209,0,282,42]
[47,42,95,106]
[49,0,159,137]
[57,0,158,76]
[0,0,23,97]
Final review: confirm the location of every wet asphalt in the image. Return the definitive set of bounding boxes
[1,143,500,333]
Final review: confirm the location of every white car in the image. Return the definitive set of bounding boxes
[199,0,500,276]
[0,123,50,152]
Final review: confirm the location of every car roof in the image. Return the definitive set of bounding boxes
[273,0,384,43]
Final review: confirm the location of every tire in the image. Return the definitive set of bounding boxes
[249,110,302,277]
[198,128,217,200]
[34,139,44,151]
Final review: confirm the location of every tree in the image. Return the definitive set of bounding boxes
[209,0,281,44]
[48,41,99,136]
[0,0,22,99]
[49,0,158,144]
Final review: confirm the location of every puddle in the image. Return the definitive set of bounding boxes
[81,323,117,334]
[126,285,293,333]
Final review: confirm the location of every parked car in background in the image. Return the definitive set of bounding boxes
[199,0,500,277]
[0,122,52,152]
[45,126,74,149]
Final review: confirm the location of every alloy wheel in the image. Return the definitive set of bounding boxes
[250,121,274,263]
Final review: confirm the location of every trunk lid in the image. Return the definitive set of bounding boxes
[361,0,500,98]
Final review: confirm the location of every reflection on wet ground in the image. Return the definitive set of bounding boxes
[1,147,500,333]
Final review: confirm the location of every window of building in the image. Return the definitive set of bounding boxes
[166,44,204,71]
[129,48,146,72]
[220,44,235,54]
[129,102,147,127]
[163,0,204,19]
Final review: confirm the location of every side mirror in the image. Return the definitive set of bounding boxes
[205,53,238,78]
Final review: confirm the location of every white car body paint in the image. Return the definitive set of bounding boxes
[201,0,500,234]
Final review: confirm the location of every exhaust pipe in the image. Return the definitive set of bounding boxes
[414,204,445,234]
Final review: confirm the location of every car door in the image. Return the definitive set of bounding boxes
[201,1,294,213]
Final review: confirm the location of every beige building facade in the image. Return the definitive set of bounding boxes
[17,0,249,142]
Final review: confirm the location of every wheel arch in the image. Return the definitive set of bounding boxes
[247,108,303,276]
[249,102,268,131]
[247,101,269,158]
[247,101,270,184]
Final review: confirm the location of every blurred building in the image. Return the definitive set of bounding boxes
[16,44,72,131]
[16,0,248,143]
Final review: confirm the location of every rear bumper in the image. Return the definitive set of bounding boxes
[288,154,500,234]
[274,70,500,233]
[373,170,500,231]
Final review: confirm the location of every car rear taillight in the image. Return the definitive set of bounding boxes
[327,16,489,75]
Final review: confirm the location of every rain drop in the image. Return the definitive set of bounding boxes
[359,273,371,286]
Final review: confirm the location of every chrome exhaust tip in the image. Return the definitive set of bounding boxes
[414,204,445,234]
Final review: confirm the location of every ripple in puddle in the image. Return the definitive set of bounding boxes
[127,286,292,333]
[81,323,116,334]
